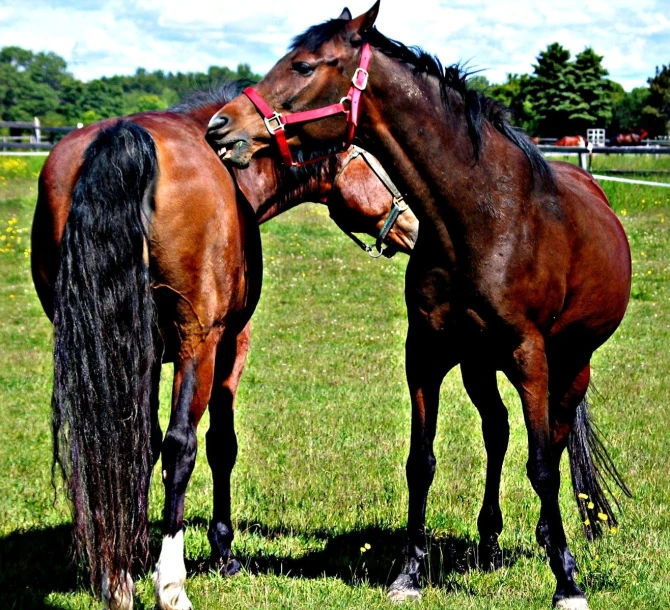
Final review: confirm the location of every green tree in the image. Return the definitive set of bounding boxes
[526,42,575,137]
[569,47,612,132]
[488,73,538,135]
[642,65,670,137]
[610,86,649,133]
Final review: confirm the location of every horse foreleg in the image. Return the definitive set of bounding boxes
[508,333,587,610]
[388,325,454,602]
[206,322,251,576]
[154,332,220,610]
[461,361,509,570]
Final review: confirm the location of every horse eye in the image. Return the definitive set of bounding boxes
[291,62,315,76]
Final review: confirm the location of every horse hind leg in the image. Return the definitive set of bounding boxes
[206,322,250,576]
[461,361,509,570]
[507,333,588,610]
[153,332,220,610]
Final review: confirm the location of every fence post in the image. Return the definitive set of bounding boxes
[579,152,587,170]
[33,117,41,145]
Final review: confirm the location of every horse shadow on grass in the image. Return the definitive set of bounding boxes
[184,517,535,591]
[0,520,535,608]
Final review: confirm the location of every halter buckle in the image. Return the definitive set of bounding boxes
[264,112,284,134]
[352,68,369,91]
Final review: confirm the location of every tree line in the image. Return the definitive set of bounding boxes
[1,43,668,138]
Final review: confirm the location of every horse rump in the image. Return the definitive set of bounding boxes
[51,121,158,593]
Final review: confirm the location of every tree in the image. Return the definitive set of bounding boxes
[0,45,266,126]
[488,73,538,135]
[467,75,490,94]
[569,47,612,132]
[610,86,649,134]
[524,43,613,137]
[642,65,670,137]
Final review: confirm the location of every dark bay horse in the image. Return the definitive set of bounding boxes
[32,82,418,610]
[207,5,632,609]
[611,129,648,146]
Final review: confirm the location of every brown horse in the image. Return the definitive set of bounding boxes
[207,5,632,609]
[555,136,585,147]
[611,129,648,146]
[32,81,418,610]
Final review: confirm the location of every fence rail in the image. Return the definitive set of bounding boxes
[0,121,77,134]
[538,145,670,154]
[0,141,54,150]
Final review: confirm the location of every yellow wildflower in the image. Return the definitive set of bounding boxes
[577,493,589,500]
[598,512,608,521]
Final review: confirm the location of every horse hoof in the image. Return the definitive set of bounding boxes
[477,541,503,571]
[555,597,589,610]
[218,556,242,577]
[387,574,422,603]
[102,571,134,610]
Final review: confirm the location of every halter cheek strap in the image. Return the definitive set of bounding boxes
[243,43,373,168]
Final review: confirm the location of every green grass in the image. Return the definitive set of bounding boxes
[1,156,669,609]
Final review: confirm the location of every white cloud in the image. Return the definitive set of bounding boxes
[0,0,668,90]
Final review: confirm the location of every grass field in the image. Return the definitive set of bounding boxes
[0,154,669,609]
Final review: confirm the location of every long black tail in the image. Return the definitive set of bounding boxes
[568,396,632,540]
[52,121,157,593]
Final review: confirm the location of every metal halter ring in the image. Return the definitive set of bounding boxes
[264,112,284,134]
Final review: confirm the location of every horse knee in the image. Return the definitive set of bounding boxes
[406,448,436,487]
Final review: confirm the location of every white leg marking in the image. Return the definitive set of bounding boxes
[153,530,192,610]
[556,598,589,610]
[101,570,133,610]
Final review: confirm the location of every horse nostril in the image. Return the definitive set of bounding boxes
[207,113,230,132]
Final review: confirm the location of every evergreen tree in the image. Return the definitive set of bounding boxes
[569,47,612,132]
[526,43,575,137]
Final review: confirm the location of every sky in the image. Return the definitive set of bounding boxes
[0,0,668,91]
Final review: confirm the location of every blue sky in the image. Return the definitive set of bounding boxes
[1,0,668,90]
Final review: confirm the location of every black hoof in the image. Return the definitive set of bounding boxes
[478,537,503,571]
[387,572,422,603]
[215,553,242,576]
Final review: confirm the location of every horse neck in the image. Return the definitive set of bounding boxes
[361,53,531,241]
[250,165,335,224]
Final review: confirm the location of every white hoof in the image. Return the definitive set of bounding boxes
[102,571,134,610]
[387,588,422,603]
[387,573,422,603]
[556,597,589,610]
[153,531,193,610]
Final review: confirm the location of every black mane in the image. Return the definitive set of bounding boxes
[291,20,553,187]
[169,80,248,114]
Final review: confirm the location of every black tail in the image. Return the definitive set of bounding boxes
[568,396,632,540]
[52,121,158,593]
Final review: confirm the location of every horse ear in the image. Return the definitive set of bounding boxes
[345,0,380,42]
[338,7,352,20]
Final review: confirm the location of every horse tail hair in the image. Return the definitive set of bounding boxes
[52,120,158,593]
[568,396,632,541]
